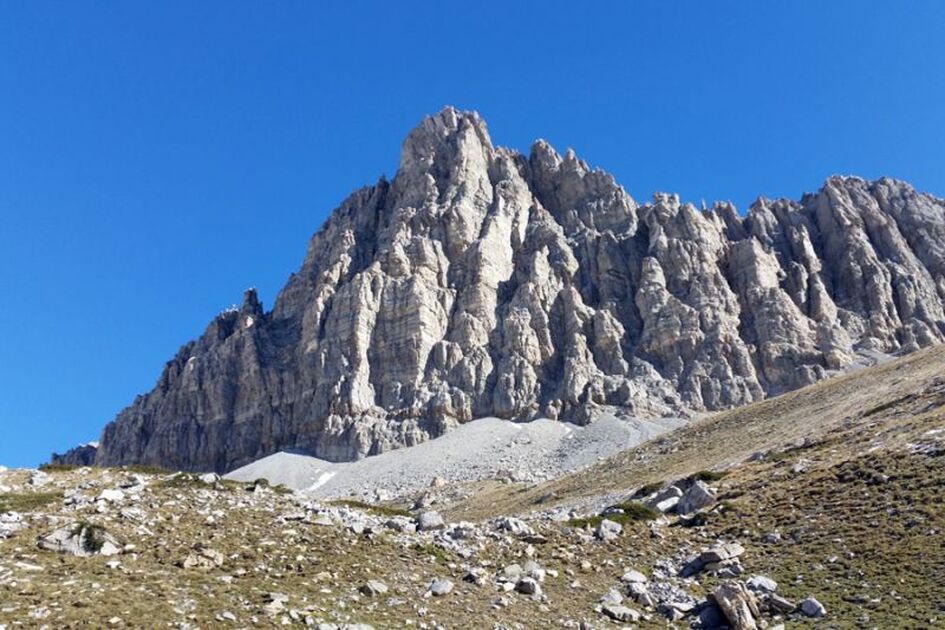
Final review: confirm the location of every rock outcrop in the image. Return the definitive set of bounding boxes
[50,443,98,467]
[83,107,945,472]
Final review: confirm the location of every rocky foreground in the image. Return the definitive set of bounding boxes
[7,349,945,628]
[57,106,945,472]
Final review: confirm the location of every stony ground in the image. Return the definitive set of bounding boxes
[2,348,944,629]
[225,414,688,500]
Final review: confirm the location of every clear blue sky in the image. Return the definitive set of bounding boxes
[2,2,943,467]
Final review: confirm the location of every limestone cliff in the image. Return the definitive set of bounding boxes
[83,108,945,472]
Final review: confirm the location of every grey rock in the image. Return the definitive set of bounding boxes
[50,442,98,467]
[359,580,388,597]
[595,518,622,541]
[800,595,827,617]
[69,108,945,473]
[601,602,640,623]
[746,575,777,592]
[712,581,761,630]
[764,593,795,614]
[428,578,454,596]
[600,587,623,605]
[678,481,715,515]
[37,523,121,557]
[417,511,445,531]
[701,542,745,564]
[515,576,541,596]
[620,569,647,584]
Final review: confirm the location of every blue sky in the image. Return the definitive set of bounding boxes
[1,2,943,467]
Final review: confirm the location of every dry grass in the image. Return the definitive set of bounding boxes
[447,345,945,520]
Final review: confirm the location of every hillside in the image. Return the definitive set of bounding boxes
[5,345,944,628]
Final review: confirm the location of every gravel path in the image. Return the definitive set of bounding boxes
[226,414,687,500]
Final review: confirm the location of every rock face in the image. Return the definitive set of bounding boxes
[51,443,98,467]
[86,107,945,472]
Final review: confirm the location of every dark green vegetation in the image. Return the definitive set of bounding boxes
[73,521,108,554]
[567,502,659,529]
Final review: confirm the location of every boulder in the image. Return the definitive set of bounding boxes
[417,511,445,531]
[515,577,541,596]
[800,596,826,617]
[621,569,648,584]
[428,578,454,597]
[677,481,714,515]
[746,575,778,593]
[595,518,622,541]
[38,523,121,557]
[712,581,761,630]
[359,581,389,597]
[601,603,640,623]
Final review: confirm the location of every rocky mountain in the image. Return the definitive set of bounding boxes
[66,107,945,473]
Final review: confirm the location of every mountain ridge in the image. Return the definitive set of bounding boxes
[54,107,945,472]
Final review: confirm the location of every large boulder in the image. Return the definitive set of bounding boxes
[38,523,120,557]
[713,581,761,630]
[677,480,715,515]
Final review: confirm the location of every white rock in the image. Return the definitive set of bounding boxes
[428,578,453,596]
[746,575,778,592]
[620,569,647,584]
[595,518,622,541]
[96,489,125,503]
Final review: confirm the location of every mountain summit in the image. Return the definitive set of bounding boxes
[59,108,945,472]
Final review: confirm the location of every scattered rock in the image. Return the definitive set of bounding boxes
[417,511,446,531]
[620,569,647,584]
[359,580,389,597]
[595,518,622,541]
[198,473,221,484]
[713,581,761,630]
[428,579,454,597]
[800,596,827,618]
[515,577,541,596]
[601,602,640,623]
[746,575,778,593]
[96,489,125,503]
[37,523,121,557]
[181,546,225,570]
[677,481,715,515]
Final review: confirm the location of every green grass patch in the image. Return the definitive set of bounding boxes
[117,464,174,475]
[330,499,411,518]
[567,502,659,528]
[412,542,448,564]
[0,492,61,513]
[72,521,108,554]
[690,470,728,483]
[632,481,665,497]
[863,394,914,418]
[157,474,239,491]
[38,463,80,472]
